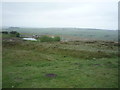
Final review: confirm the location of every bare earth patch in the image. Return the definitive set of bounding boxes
[45,73,57,78]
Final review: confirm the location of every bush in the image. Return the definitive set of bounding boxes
[54,36,60,41]
[40,36,53,42]
[10,31,18,34]
[38,35,61,42]
[10,31,20,37]
[16,33,20,37]
[2,31,8,34]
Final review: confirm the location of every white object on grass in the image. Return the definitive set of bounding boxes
[23,38,37,41]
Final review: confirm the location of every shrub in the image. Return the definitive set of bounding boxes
[2,31,8,34]
[10,31,18,34]
[54,36,61,41]
[16,33,20,37]
[10,31,20,37]
[38,35,61,42]
[40,36,53,42]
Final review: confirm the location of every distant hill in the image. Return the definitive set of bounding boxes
[2,27,118,41]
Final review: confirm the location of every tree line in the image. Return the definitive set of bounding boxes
[2,31,20,37]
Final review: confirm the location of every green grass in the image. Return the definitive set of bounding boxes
[2,35,118,88]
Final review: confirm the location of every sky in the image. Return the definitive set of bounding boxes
[1,0,119,30]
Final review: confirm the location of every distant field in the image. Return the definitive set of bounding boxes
[2,33,119,88]
[3,28,118,41]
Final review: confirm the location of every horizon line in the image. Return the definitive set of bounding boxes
[1,26,118,30]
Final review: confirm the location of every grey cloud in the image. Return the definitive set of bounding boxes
[2,1,118,29]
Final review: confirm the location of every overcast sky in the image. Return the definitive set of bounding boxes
[2,0,119,30]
